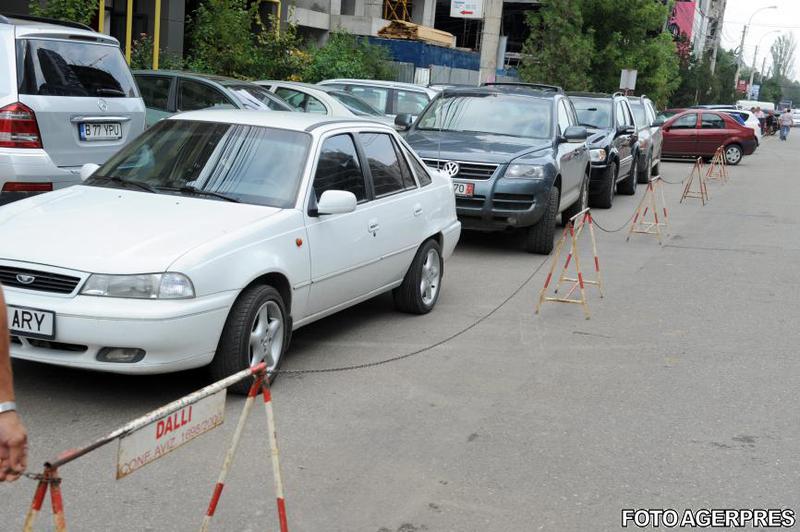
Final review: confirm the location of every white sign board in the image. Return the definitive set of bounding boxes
[450,0,483,19]
[116,390,226,479]
[620,69,638,91]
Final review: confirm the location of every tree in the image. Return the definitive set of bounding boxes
[770,33,797,82]
[519,0,594,91]
[302,31,393,83]
[29,0,97,26]
[519,0,679,106]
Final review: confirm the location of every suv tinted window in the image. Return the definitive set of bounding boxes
[16,39,137,97]
[630,102,647,127]
[360,133,409,196]
[178,80,233,111]
[136,75,171,110]
[672,113,698,129]
[572,98,612,128]
[313,134,366,202]
[701,113,726,129]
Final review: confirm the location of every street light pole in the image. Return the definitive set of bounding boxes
[748,30,780,91]
[733,5,777,91]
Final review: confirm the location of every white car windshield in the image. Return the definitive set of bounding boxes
[415,93,553,139]
[89,120,310,208]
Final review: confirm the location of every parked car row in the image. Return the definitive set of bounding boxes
[0,13,761,391]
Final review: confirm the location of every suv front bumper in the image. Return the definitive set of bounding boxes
[455,176,553,231]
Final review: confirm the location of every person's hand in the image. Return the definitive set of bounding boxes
[0,410,27,481]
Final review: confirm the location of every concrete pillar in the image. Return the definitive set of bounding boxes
[411,0,436,27]
[159,0,185,56]
[478,0,503,83]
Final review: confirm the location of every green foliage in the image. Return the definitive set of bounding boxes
[185,0,264,78]
[770,33,797,83]
[252,15,310,81]
[520,0,679,106]
[671,48,738,107]
[30,0,98,26]
[130,34,185,71]
[302,31,394,83]
[519,0,594,91]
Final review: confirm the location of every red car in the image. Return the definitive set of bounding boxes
[659,110,756,165]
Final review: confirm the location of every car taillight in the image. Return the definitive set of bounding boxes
[1,182,53,192]
[0,102,42,148]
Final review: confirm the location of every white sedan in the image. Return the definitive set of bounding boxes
[1,111,460,391]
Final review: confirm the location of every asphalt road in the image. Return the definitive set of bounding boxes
[3,132,799,531]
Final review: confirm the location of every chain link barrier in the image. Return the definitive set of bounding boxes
[269,255,551,376]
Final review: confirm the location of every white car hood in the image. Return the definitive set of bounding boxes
[0,186,281,274]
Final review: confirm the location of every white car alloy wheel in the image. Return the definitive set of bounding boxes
[725,145,742,165]
[420,248,441,306]
[249,300,284,370]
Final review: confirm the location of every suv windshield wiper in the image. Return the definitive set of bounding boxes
[92,175,158,193]
[96,88,126,97]
[159,186,240,203]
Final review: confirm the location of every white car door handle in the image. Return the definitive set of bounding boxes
[368,220,380,233]
[413,204,423,217]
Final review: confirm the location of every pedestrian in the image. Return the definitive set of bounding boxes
[779,108,793,141]
[754,107,766,134]
[0,286,27,482]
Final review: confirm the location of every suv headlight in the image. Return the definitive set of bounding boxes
[589,149,607,163]
[504,164,545,179]
[81,273,195,299]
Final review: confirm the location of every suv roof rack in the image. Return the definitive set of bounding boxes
[0,13,93,31]
[482,82,564,94]
[568,91,612,98]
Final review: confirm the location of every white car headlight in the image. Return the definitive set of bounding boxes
[504,164,545,179]
[81,273,195,299]
[589,149,607,163]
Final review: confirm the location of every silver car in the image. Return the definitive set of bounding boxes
[627,95,663,182]
[0,14,145,204]
[256,80,393,125]
[317,79,438,119]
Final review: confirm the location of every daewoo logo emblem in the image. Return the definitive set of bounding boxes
[97,98,108,112]
[16,274,35,285]
[443,161,460,177]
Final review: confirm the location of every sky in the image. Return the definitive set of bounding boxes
[720,0,800,81]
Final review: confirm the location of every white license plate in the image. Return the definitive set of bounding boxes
[453,182,474,197]
[7,305,55,340]
[80,122,122,141]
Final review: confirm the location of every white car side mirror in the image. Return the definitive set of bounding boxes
[80,163,100,181]
[317,190,357,215]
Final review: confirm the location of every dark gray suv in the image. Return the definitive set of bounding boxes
[398,84,590,254]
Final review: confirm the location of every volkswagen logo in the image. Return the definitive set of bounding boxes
[15,274,35,285]
[442,161,460,177]
[97,98,108,112]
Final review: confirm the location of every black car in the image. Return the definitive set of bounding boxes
[397,83,590,254]
[569,92,639,208]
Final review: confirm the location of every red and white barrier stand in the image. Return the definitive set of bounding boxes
[705,146,728,184]
[201,373,288,532]
[20,361,289,532]
[680,157,709,205]
[628,175,670,244]
[536,208,604,320]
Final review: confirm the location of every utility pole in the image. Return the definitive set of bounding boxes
[478,0,503,83]
[733,24,747,92]
[708,0,727,75]
[760,56,767,83]
[748,44,759,91]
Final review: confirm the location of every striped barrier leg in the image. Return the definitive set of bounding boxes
[22,474,49,532]
[586,212,604,298]
[50,469,67,532]
[199,374,264,532]
[262,379,288,532]
[535,224,569,315]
